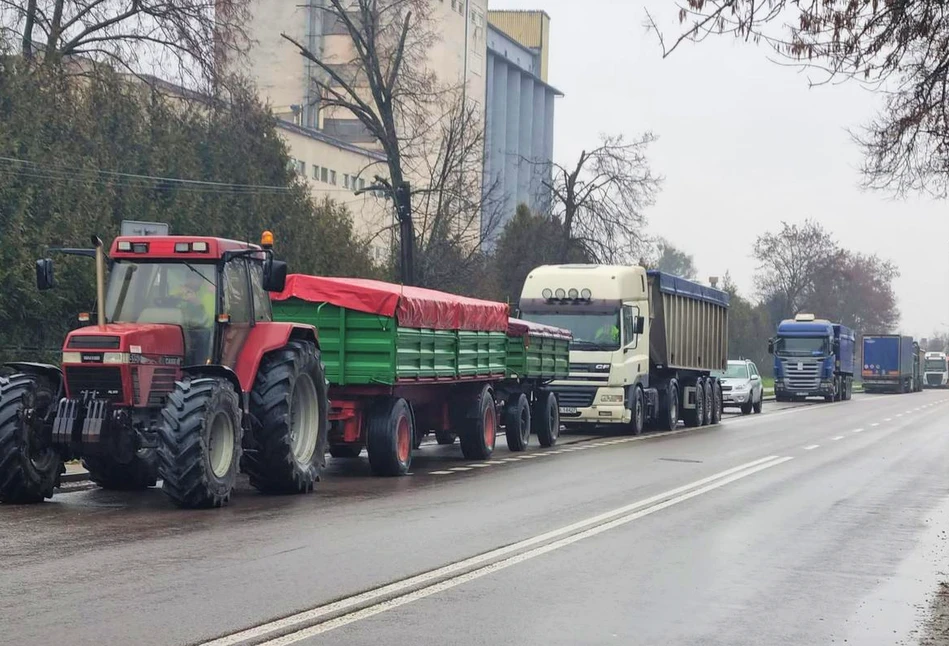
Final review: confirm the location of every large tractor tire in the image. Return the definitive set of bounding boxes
[83,452,158,491]
[0,374,62,504]
[710,379,723,425]
[532,391,560,447]
[504,394,531,452]
[684,380,705,428]
[245,340,329,494]
[158,377,242,509]
[367,398,415,476]
[659,381,679,432]
[458,385,497,461]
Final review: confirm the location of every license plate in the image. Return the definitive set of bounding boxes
[559,407,577,414]
[796,392,808,397]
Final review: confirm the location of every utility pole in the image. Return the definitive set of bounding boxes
[357,177,415,285]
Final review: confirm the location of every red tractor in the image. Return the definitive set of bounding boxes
[0,231,329,508]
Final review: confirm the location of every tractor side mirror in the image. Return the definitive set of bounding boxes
[634,316,645,335]
[767,338,774,355]
[36,258,55,291]
[263,259,288,293]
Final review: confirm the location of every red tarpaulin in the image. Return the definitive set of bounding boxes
[272,274,510,332]
[507,318,573,341]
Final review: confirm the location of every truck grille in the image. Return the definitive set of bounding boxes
[549,386,598,408]
[65,366,124,402]
[927,374,943,387]
[781,359,821,390]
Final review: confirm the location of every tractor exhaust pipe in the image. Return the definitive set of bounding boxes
[92,236,106,327]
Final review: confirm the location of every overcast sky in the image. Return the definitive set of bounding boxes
[494,0,948,339]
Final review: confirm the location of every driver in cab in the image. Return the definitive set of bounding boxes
[595,322,620,346]
[174,273,215,327]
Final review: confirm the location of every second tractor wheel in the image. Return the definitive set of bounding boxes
[367,398,414,476]
[245,340,329,494]
[458,385,497,460]
[83,452,158,490]
[504,394,531,452]
[532,391,560,447]
[158,377,242,509]
[0,374,62,504]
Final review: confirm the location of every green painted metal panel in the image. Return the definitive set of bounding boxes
[505,335,570,380]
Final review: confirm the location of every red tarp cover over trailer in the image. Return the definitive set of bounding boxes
[507,318,573,341]
[272,274,510,332]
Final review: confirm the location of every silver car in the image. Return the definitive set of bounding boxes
[714,359,764,415]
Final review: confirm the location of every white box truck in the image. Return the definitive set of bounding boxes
[517,265,729,433]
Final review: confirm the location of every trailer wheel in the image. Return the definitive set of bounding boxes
[367,398,414,476]
[83,452,158,490]
[459,386,497,461]
[245,340,329,494]
[659,381,678,431]
[710,380,723,424]
[684,380,705,428]
[435,432,456,445]
[629,386,645,436]
[504,394,531,452]
[329,445,362,459]
[158,377,242,509]
[532,391,560,447]
[0,374,61,504]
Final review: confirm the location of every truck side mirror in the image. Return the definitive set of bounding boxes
[767,339,774,355]
[832,339,840,352]
[263,259,288,293]
[36,258,55,291]
[634,316,645,335]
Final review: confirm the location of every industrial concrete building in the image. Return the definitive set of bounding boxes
[483,10,562,243]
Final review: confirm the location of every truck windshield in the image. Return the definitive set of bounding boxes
[105,260,217,364]
[773,336,829,357]
[521,312,621,351]
[925,359,947,371]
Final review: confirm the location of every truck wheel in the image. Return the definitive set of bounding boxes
[159,377,242,509]
[684,380,705,428]
[435,432,456,445]
[0,374,62,504]
[83,452,157,490]
[504,394,531,452]
[459,385,497,461]
[629,386,645,436]
[329,445,361,459]
[701,379,713,426]
[367,398,414,476]
[659,382,678,431]
[710,380,722,424]
[245,340,329,494]
[532,391,560,447]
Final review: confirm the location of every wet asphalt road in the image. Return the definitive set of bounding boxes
[2,392,949,646]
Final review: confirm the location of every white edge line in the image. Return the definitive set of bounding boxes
[263,457,796,645]
[201,455,784,646]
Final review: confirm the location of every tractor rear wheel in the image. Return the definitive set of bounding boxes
[504,394,531,452]
[0,374,61,504]
[245,340,329,494]
[83,452,157,491]
[158,377,242,509]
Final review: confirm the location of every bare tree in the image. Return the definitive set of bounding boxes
[650,237,698,279]
[753,219,840,316]
[648,1,949,198]
[0,0,250,87]
[282,0,439,284]
[547,133,662,263]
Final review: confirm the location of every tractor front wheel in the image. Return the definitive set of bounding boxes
[158,377,242,509]
[245,340,329,494]
[0,374,61,504]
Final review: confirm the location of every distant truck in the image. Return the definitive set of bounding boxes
[862,335,923,394]
[517,265,729,434]
[769,314,855,402]
[923,351,949,388]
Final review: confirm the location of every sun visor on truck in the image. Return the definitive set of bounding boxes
[272,274,510,332]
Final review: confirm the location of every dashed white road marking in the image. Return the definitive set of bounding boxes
[430,471,453,475]
[831,436,845,441]
[852,428,864,434]
[467,463,492,468]
[449,467,473,472]
[871,423,880,427]
[804,445,820,451]
[884,418,892,422]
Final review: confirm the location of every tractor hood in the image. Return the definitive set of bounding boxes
[63,323,185,366]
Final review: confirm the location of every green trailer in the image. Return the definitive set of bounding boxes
[271,275,570,475]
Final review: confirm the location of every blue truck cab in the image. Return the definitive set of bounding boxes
[769,314,855,402]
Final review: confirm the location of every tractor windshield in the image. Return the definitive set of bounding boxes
[105,260,217,364]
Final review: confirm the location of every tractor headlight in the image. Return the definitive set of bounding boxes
[102,352,130,364]
[61,352,82,364]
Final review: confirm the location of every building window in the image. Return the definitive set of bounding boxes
[320,167,328,183]
[289,159,305,175]
[358,177,366,191]
[312,165,320,180]
[330,170,337,185]
[343,174,351,189]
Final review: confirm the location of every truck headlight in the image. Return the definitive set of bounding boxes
[600,394,624,403]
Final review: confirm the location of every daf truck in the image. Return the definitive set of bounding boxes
[923,351,948,388]
[517,265,729,434]
[768,314,855,402]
